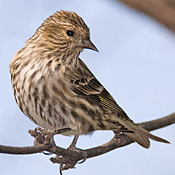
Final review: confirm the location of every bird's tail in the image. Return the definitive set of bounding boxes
[119,120,170,149]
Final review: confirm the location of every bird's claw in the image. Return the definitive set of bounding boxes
[67,145,87,164]
[50,155,77,175]
[28,127,55,146]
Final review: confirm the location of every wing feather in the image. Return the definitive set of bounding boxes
[70,59,125,115]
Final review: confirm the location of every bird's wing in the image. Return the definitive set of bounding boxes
[69,60,170,149]
[70,59,130,119]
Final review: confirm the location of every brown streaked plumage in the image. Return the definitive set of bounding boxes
[10,10,169,148]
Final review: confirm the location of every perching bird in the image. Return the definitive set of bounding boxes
[10,10,169,149]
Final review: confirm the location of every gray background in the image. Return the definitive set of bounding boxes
[0,0,175,174]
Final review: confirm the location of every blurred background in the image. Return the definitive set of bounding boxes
[0,0,175,175]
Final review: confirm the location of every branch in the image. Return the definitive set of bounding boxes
[0,113,174,156]
[0,144,50,154]
[0,113,174,173]
[118,0,175,31]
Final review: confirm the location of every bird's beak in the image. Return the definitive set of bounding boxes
[78,39,98,52]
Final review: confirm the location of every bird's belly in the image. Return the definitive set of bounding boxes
[16,89,96,135]
[13,72,102,135]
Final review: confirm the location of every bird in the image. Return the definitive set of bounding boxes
[10,10,169,149]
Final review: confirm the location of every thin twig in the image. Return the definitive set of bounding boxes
[0,144,50,154]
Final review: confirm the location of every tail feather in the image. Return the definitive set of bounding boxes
[137,126,170,144]
[119,120,170,149]
[124,131,150,148]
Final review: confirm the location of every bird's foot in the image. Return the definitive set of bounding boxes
[28,127,55,146]
[114,130,128,145]
[67,135,87,164]
[50,146,87,175]
[67,145,87,164]
[50,155,77,175]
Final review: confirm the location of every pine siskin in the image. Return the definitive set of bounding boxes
[10,10,169,148]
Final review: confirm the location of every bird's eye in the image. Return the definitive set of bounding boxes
[66,30,74,37]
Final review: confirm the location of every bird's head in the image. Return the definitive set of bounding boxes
[28,10,98,64]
